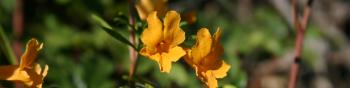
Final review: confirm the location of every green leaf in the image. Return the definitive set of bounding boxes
[91,14,112,29]
[0,26,16,64]
[90,14,136,50]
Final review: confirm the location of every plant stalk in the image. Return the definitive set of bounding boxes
[288,0,313,88]
[128,0,138,81]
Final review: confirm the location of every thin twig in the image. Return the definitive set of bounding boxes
[288,0,313,88]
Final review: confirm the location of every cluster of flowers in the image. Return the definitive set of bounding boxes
[136,0,230,87]
[0,0,229,87]
[0,39,48,88]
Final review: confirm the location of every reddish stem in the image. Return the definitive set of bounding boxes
[13,0,24,87]
[12,0,23,62]
[287,0,312,88]
[128,0,138,80]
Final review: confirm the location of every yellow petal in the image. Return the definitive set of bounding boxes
[135,0,154,20]
[159,53,171,73]
[192,28,212,64]
[34,64,49,88]
[213,27,222,45]
[212,61,230,78]
[205,71,218,88]
[183,49,194,66]
[0,65,20,80]
[36,64,49,88]
[163,11,185,48]
[34,64,42,74]
[141,12,163,48]
[135,5,148,20]
[20,38,43,69]
[164,46,186,62]
[42,64,49,78]
[140,47,160,62]
[212,27,224,57]
[211,27,224,58]
[24,64,49,88]
[158,46,185,73]
[203,27,224,69]
[0,65,31,82]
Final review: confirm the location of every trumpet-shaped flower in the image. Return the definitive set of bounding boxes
[135,0,167,20]
[0,38,49,88]
[184,28,230,88]
[140,11,186,73]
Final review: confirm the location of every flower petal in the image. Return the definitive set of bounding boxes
[0,65,31,82]
[141,12,163,48]
[157,46,185,73]
[155,0,168,18]
[212,61,230,78]
[34,64,42,74]
[163,11,185,48]
[20,38,43,69]
[164,46,186,62]
[183,49,194,66]
[192,28,212,64]
[213,27,222,45]
[135,0,154,20]
[205,71,218,88]
[203,27,224,69]
[211,27,224,58]
[42,64,49,78]
[0,65,20,80]
[159,53,172,73]
[140,47,161,62]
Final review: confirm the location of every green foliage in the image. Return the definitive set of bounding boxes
[0,26,16,64]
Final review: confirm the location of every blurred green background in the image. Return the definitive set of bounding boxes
[1,0,350,88]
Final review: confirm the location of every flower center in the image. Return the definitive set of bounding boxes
[157,41,169,52]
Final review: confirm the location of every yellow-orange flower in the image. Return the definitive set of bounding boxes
[184,27,230,88]
[140,11,186,73]
[0,38,49,88]
[135,0,167,20]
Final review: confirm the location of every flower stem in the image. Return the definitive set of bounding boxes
[127,0,138,81]
[288,0,313,88]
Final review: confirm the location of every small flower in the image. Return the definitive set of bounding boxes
[135,0,168,20]
[140,11,186,73]
[0,38,49,88]
[184,27,230,88]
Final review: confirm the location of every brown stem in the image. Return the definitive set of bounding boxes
[288,0,312,88]
[12,0,23,62]
[127,0,138,81]
[13,0,24,87]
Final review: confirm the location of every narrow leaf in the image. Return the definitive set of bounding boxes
[90,14,137,50]
[0,26,17,64]
[91,14,112,29]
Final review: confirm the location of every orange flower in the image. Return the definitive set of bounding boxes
[135,0,168,20]
[184,27,230,88]
[0,38,49,88]
[140,11,186,73]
